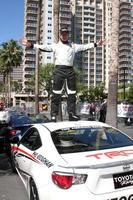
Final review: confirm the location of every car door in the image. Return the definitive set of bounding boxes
[15,127,42,174]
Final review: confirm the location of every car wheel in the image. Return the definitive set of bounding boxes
[30,179,39,200]
[5,146,16,173]
[8,153,17,173]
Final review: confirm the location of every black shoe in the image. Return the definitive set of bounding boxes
[69,113,80,121]
[51,115,56,122]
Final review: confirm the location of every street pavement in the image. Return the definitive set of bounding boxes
[0,155,28,200]
[118,123,133,138]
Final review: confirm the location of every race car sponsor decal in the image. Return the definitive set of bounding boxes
[11,146,40,164]
[33,152,54,168]
[12,146,54,168]
[108,193,133,200]
[86,149,133,159]
[60,125,103,131]
[113,171,133,189]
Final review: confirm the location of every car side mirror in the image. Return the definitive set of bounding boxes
[10,135,20,144]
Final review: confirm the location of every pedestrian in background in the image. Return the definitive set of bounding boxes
[99,99,107,123]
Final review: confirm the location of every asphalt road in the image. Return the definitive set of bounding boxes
[0,121,132,200]
[117,123,133,138]
[0,155,28,200]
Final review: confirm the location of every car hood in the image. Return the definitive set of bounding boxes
[60,146,133,169]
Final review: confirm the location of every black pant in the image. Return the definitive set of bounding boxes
[51,65,76,116]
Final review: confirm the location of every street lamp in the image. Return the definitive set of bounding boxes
[123,67,126,100]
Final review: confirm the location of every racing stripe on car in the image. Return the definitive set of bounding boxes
[11,146,40,164]
[16,153,40,163]
[11,146,54,167]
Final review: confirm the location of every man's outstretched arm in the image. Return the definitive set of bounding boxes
[74,38,105,52]
[20,38,54,52]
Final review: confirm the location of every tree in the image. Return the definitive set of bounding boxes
[12,80,22,93]
[128,83,133,102]
[94,83,106,101]
[106,0,120,127]
[39,64,55,97]
[27,64,55,98]
[53,0,60,43]
[0,40,23,106]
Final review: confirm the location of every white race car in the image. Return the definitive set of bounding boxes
[11,121,133,200]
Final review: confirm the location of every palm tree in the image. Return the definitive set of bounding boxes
[53,0,60,43]
[0,39,23,106]
[106,0,120,127]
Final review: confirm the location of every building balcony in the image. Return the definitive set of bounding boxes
[24,64,35,69]
[24,70,35,75]
[119,22,131,28]
[60,13,71,18]
[24,59,35,64]
[60,20,71,25]
[60,7,70,12]
[23,73,33,79]
[119,40,131,45]
[26,36,37,41]
[26,50,36,55]
[27,3,38,8]
[119,16,131,22]
[119,34,131,39]
[119,52,130,57]
[96,61,102,65]
[119,64,130,68]
[26,23,37,28]
[25,57,36,61]
[119,57,130,62]
[84,30,94,35]
[26,30,36,34]
[84,14,95,18]
[27,16,37,21]
[26,10,37,15]
[120,10,131,15]
[119,46,131,51]
[60,0,70,5]
[119,28,131,33]
[119,69,131,75]
[84,25,94,30]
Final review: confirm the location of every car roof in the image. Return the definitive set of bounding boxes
[40,120,111,132]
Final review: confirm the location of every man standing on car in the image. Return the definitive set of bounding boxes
[22,27,105,122]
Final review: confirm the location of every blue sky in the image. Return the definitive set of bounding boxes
[0,0,24,44]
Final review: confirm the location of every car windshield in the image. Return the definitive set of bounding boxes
[30,114,50,123]
[51,127,133,154]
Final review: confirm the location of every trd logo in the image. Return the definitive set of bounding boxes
[109,194,133,200]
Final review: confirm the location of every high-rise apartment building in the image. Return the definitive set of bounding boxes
[23,0,38,91]
[71,0,105,88]
[119,0,132,85]
[23,0,133,93]
[23,0,54,91]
